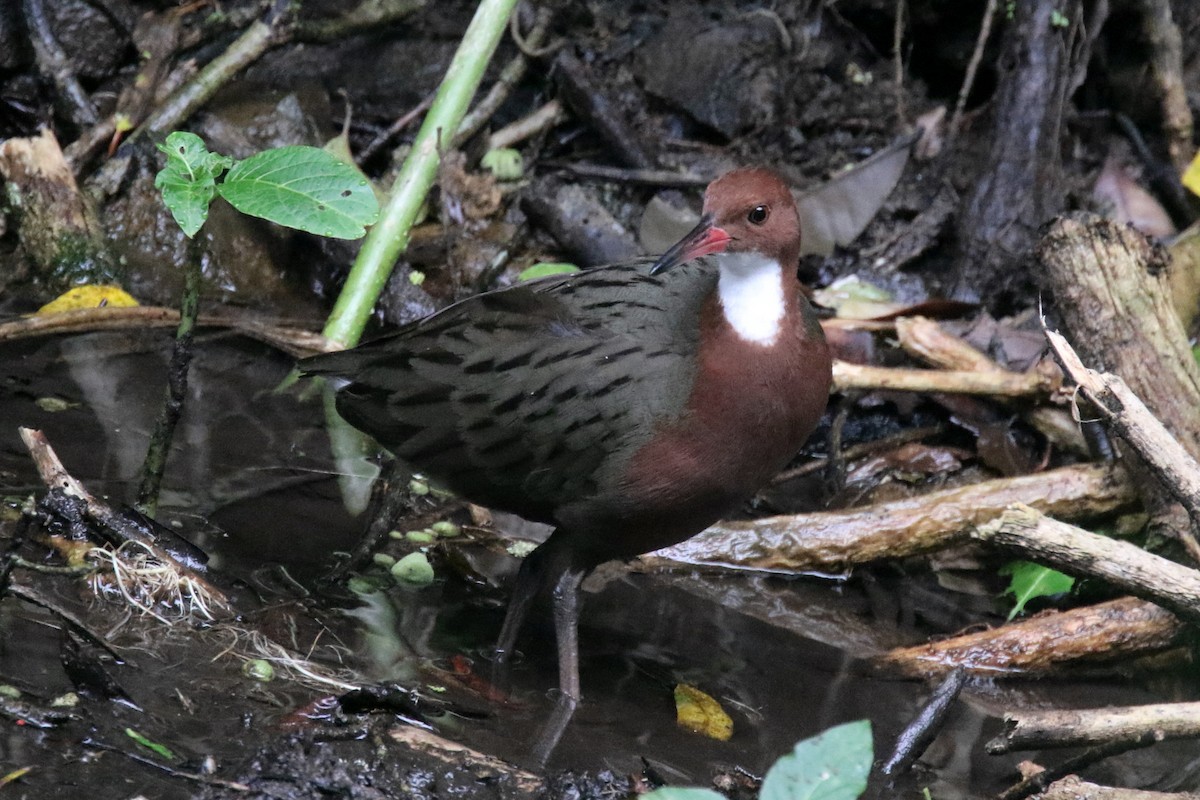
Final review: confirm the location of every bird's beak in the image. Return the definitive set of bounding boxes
[650,214,731,275]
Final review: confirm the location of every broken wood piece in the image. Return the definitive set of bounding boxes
[875,597,1183,678]
[650,463,1136,573]
[0,129,117,284]
[987,701,1200,753]
[486,99,567,151]
[831,360,1056,398]
[1046,328,1200,552]
[389,726,544,795]
[1037,214,1200,460]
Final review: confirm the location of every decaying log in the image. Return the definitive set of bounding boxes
[650,463,1136,573]
[875,597,1183,678]
[975,503,1200,625]
[1038,214,1200,459]
[0,129,117,284]
[988,701,1200,753]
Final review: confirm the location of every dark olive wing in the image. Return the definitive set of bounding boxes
[302,261,714,522]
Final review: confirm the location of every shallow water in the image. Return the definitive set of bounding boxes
[2,330,1197,799]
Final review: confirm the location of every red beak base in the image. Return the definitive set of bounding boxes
[650,215,731,275]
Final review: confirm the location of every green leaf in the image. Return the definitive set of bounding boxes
[125,727,176,760]
[1001,561,1075,620]
[642,789,727,800]
[518,262,579,282]
[760,720,873,800]
[155,131,233,237]
[218,146,380,239]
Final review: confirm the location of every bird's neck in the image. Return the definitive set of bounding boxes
[714,251,791,346]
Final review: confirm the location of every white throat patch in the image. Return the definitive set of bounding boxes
[715,252,785,346]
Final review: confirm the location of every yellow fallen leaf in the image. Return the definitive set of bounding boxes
[38,285,139,314]
[674,683,733,741]
[1184,150,1200,197]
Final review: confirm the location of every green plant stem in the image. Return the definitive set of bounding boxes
[321,0,521,348]
[137,240,202,516]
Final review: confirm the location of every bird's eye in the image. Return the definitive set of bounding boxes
[747,205,769,225]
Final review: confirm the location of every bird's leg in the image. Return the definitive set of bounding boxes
[550,563,587,705]
[531,562,588,764]
[494,542,548,665]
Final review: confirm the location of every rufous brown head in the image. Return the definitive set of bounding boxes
[651,168,801,275]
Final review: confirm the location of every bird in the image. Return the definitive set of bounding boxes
[302,167,832,746]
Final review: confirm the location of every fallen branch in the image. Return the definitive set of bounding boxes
[0,306,331,358]
[987,702,1200,753]
[875,597,1183,678]
[650,463,1135,573]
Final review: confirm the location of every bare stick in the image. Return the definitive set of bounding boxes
[19,428,230,613]
[896,315,1087,455]
[832,360,1057,398]
[882,668,966,775]
[988,701,1200,753]
[486,99,566,151]
[0,305,332,358]
[1032,774,1200,800]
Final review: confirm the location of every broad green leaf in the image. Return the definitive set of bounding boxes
[218,146,380,239]
[760,720,872,800]
[642,789,727,800]
[155,131,233,237]
[1001,561,1075,620]
[518,262,579,282]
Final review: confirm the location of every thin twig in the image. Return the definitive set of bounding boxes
[948,0,998,141]
[486,99,565,150]
[892,0,908,125]
[360,92,435,164]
